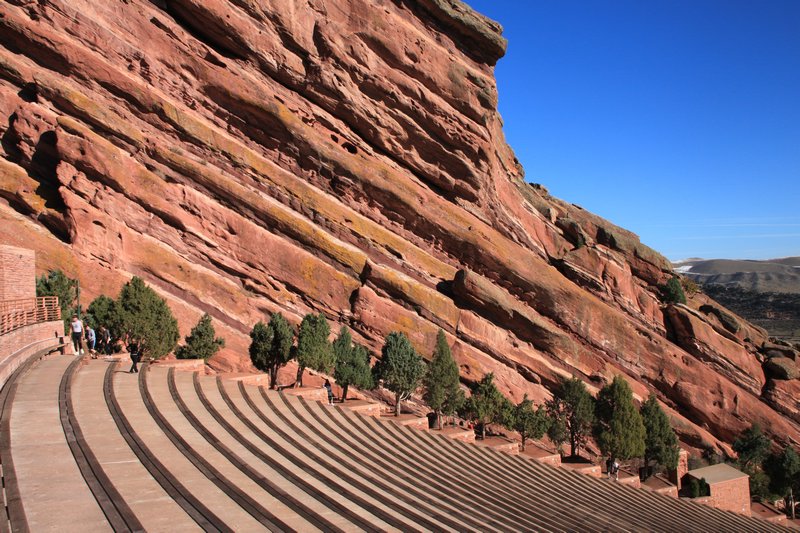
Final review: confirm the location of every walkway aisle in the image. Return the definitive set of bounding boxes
[71,358,199,532]
[9,354,108,531]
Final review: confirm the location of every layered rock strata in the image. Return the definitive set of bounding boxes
[1,0,797,452]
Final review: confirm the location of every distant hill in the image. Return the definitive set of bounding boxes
[675,258,800,343]
[675,257,800,294]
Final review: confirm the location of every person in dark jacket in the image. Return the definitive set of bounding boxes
[127,337,141,374]
[324,379,334,405]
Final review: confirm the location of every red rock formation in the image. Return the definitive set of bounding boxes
[1,0,797,452]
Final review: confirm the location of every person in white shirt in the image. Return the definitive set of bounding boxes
[70,315,85,355]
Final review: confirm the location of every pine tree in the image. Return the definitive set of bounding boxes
[332,327,373,401]
[546,377,595,457]
[765,446,800,519]
[513,395,550,451]
[85,295,116,332]
[373,332,425,416]
[175,313,225,360]
[295,313,334,387]
[733,423,771,472]
[250,313,294,389]
[423,330,461,429]
[110,276,179,359]
[640,394,679,476]
[594,376,646,463]
[460,373,506,440]
[36,269,78,328]
[661,277,686,304]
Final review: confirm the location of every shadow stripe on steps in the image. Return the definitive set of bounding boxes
[295,393,581,533]
[144,366,290,532]
[223,378,462,532]
[184,370,387,533]
[104,361,229,533]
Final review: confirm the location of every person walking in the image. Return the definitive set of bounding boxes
[324,379,334,406]
[86,326,96,358]
[127,337,141,374]
[69,315,85,355]
[96,326,108,355]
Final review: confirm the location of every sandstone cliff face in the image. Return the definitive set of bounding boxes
[0,0,797,452]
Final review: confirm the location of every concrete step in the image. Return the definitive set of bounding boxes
[146,365,323,532]
[177,369,398,532]
[247,382,481,532]
[71,358,199,532]
[112,363,263,531]
[9,354,108,531]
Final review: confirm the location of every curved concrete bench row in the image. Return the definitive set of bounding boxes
[0,354,791,532]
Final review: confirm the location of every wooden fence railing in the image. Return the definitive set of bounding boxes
[0,297,61,336]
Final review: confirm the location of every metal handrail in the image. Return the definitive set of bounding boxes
[0,297,61,336]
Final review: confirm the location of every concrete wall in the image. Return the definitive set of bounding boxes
[0,245,36,301]
[0,320,64,387]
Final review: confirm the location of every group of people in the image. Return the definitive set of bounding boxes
[68,314,140,373]
[69,315,113,358]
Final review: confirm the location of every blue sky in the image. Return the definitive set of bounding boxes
[466,0,800,261]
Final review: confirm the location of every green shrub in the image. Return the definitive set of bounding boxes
[641,394,680,474]
[175,313,225,360]
[547,377,595,457]
[332,327,373,401]
[660,277,686,304]
[423,330,462,429]
[295,313,334,387]
[373,332,425,416]
[109,277,179,360]
[594,376,646,462]
[459,373,507,440]
[249,313,294,389]
[36,269,78,328]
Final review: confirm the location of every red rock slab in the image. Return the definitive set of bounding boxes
[561,458,602,478]
[150,358,206,373]
[283,386,327,403]
[641,474,678,498]
[380,413,429,432]
[219,372,270,387]
[336,400,381,418]
[475,437,519,455]
[751,502,787,525]
[520,445,562,467]
[435,426,476,443]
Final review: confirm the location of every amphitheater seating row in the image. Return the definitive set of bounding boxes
[0,352,791,532]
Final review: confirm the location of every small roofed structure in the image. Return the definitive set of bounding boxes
[685,463,751,516]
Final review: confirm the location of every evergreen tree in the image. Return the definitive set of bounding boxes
[460,373,506,440]
[513,395,550,451]
[332,327,373,401]
[110,276,179,359]
[765,446,800,519]
[175,313,225,360]
[373,332,425,416]
[423,330,461,429]
[660,277,687,304]
[594,376,646,462]
[36,269,78,327]
[733,423,771,472]
[442,387,466,426]
[250,313,294,389]
[85,295,116,332]
[546,377,595,457]
[295,313,334,387]
[640,394,680,476]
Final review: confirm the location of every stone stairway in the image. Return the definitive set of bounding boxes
[0,354,792,532]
